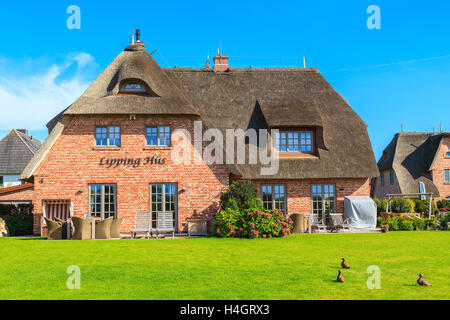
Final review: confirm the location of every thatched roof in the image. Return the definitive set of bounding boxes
[167,68,378,179]
[64,45,199,117]
[377,132,448,197]
[27,45,378,180]
[0,130,41,175]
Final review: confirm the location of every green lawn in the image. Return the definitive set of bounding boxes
[0,232,449,300]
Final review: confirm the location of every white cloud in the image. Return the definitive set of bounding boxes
[0,53,97,130]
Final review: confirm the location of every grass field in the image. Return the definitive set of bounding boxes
[0,232,449,300]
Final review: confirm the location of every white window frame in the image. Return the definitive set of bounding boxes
[274,131,314,153]
[146,126,171,147]
[95,126,121,147]
[261,184,287,214]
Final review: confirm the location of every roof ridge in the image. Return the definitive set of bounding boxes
[13,130,36,155]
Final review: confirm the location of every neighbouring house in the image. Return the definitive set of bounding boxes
[0,129,41,189]
[0,31,378,236]
[372,131,450,201]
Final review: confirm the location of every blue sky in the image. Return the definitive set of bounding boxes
[0,0,449,160]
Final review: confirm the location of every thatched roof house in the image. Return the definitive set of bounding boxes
[6,32,380,235]
[0,129,41,188]
[372,131,450,200]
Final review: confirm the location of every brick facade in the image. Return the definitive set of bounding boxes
[253,178,370,215]
[431,136,450,200]
[0,114,374,236]
[29,115,230,235]
[0,185,34,202]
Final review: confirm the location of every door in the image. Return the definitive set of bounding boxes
[150,183,178,231]
[311,184,336,223]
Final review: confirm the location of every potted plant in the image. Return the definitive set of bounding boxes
[380,220,389,233]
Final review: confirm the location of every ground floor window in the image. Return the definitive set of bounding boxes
[89,184,116,219]
[150,183,177,230]
[261,185,286,214]
[311,184,336,218]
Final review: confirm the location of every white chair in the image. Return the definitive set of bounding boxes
[131,212,152,239]
[330,213,351,232]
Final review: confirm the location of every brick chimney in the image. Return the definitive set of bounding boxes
[213,51,229,72]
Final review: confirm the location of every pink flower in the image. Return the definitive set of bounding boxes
[219,221,223,225]
[276,219,281,224]
[282,228,287,233]
[262,234,267,238]
[249,223,255,228]
[228,225,234,232]
[273,224,278,228]
[241,218,245,222]
[239,228,244,232]
[216,228,221,234]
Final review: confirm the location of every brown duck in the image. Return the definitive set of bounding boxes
[341,258,350,269]
[337,270,344,283]
[417,274,432,286]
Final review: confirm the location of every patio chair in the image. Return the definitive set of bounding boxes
[310,214,327,233]
[110,216,123,239]
[154,211,175,238]
[44,217,63,240]
[95,217,114,239]
[330,213,351,233]
[131,212,152,239]
[71,217,92,240]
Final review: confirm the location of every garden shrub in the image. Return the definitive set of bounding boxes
[413,199,430,214]
[390,198,412,213]
[214,208,293,238]
[386,217,399,231]
[437,213,449,231]
[373,198,387,214]
[0,203,34,236]
[397,217,414,231]
[219,181,260,211]
[437,199,450,209]
[412,218,425,230]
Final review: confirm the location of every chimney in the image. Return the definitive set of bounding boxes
[440,123,444,133]
[205,55,210,69]
[213,49,229,72]
[132,29,145,48]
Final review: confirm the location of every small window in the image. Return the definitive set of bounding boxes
[261,185,286,214]
[380,172,385,186]
[89,184,116,219]
[146,126,171,146]
[119,81,147,93]
[445,169,450,183]
[275,131,313,153]
[95,126,121,147]
[446,152,450,158]
[390,170,395,185]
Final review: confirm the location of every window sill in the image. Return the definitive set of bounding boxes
[92,147,121,151]
[143,146,171,151]
[275,152,318,159]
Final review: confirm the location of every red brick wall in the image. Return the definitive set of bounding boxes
[31,115,230,235]
[253,178,370,215]
[431,136,450,200]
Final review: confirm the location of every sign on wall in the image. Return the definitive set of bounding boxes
[99,156,166,168]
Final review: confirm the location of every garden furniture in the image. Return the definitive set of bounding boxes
[71,217,93,240]
[131,212,152,239]
[110,216,123,239]
[43,217,63,240]
[330,213,351,232]
[310,214,327,233]
[95,217,114,239]
[154,211,175,238]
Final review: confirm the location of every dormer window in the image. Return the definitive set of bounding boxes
[120,81,147,93]
[274,131,313,153]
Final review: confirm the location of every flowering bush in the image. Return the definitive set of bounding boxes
[214,208,293,238]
